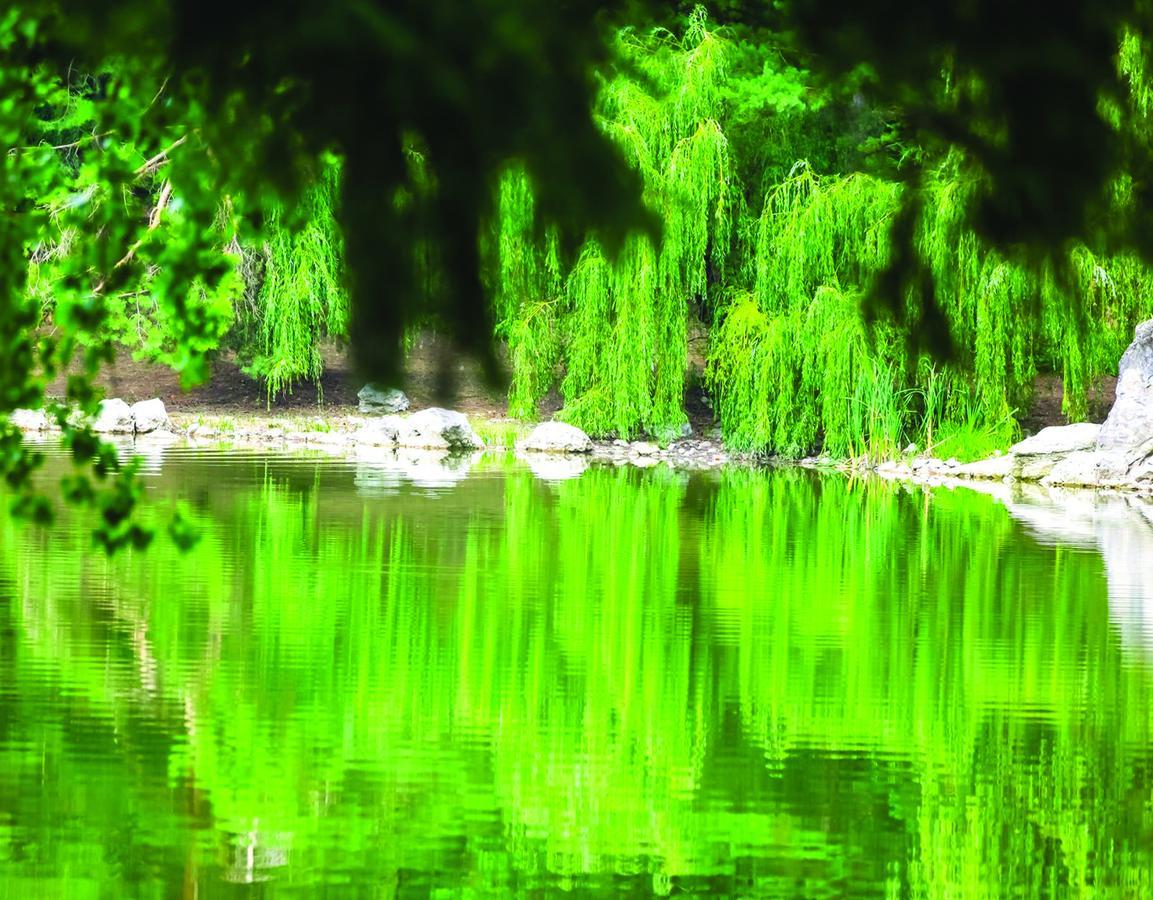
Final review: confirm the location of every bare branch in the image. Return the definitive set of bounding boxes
[135,135,187,177]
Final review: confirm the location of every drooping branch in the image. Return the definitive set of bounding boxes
[113,179,173,270]
[134,135,187,177]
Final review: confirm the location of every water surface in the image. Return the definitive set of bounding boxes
[2,448,1152,897]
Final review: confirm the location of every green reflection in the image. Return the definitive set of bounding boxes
[1,452,1151,897]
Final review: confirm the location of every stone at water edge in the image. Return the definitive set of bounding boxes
[354,415,403,447]
[1011,422,1101,456]
[1042,450,1103,488]
[8,408,50,431]
[1010,422,1101,480]
[1097,319,1153,483]
[91,398,135,434]
[397,408,484,451]
[519,421,593,454]
[629,441,659,456]
[358,385,410,415]
[130,398,170,434]
[955,454,1015,480]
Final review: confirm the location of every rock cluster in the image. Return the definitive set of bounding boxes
[593,438,733,469]
[884,319,1153,494]
[7,398,172,435]
[515,421,734,469]
[353,407,483,451]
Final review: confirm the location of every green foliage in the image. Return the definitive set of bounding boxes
[0,0,655,546]
[779,0,1153,349]
[496,10,746,437]
[9,0,1153,555]
[491,166,564,418]
[707,163,1153,458]
[0,21,236,545]
[235,165,347,401]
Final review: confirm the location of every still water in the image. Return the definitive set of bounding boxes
[2,447,1152,897]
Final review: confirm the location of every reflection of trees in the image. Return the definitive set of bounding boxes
[2,462,1152,894]
[985,482,1153,663]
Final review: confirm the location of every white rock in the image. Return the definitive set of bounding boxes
[1017,456,1061,481]
[1098,320,1153,484]
[956,455,1016,480]
[1042,450,1103,488]
[397,408,483,451]
[130,398,170,434]
[357,385,410,415]
[630,442,659,456]
[91,398,135,433]
[1009,423,1102,481]
[519,421,593,454]
[1011,423,1101,456]
[355,415,403,447]
[9,408,50,431]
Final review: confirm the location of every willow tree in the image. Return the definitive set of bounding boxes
[230,164,348,400]
[494,10,741,438]
[707,161,1153,460]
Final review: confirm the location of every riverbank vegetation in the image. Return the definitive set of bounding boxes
[7,2,1153,539]
[18,11,1153,461]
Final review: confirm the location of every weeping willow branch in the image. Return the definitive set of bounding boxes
[236,163,347,401]
[708,162,1153,459]
[115,179,173,268]
[494,8,732,438]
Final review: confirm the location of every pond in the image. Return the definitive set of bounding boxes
[1,447,1152,897]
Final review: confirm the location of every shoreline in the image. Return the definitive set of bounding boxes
[9,397,1152,497]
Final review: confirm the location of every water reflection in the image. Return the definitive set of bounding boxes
[1,451,1152,896]
[973,479,1153,661]
[516,449,590,481]
[353,446,480,493]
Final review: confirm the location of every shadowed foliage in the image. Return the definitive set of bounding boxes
[7,0,1153,542]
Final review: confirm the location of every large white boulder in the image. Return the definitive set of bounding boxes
[1011,422,1101,456]
[91,398,135,433]
[8,408,50,431]
[130,398,170,434]
[358,385,410,415]
[1098,319,1153,484]
[1010,423,1101,480]
[1042,450,1102,488]
[519,421,593,454]
[955,454,1015,480]
[354,415,403,446]
[397,408,483,451]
